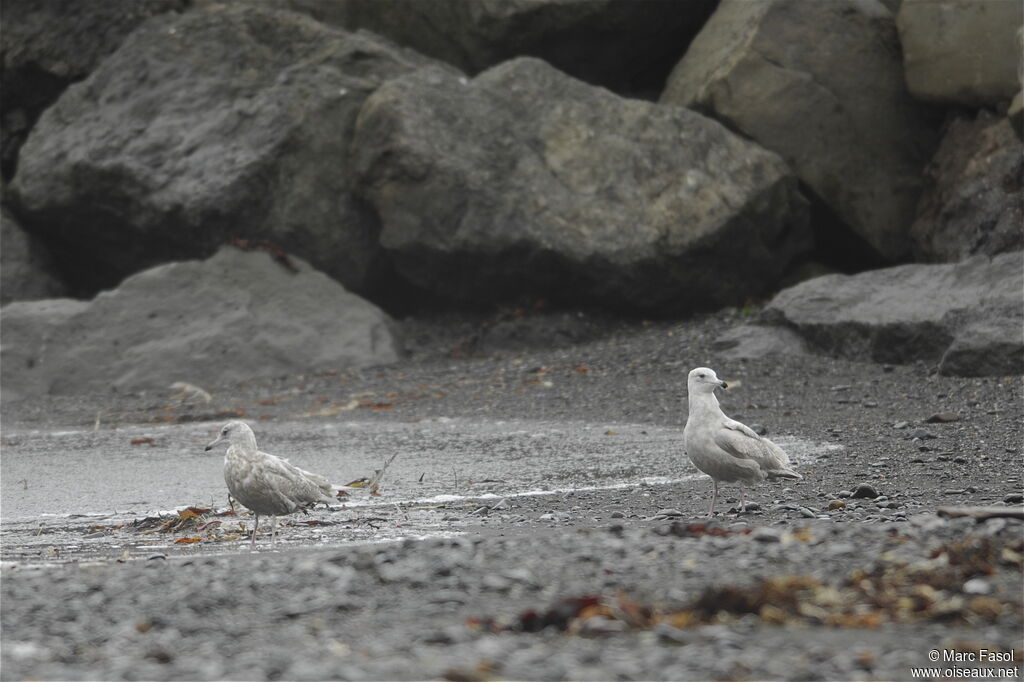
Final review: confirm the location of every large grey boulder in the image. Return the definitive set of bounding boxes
[9,4,447,296]
[759,252,1024,376]
[896,0,1023,107]
[1,207,67,305]
[0,0,185,180]
[0,246,400,398]
[255,0,716,98]
[661,0,939,262]
[353,58,811,313]
[910,112,1024,262]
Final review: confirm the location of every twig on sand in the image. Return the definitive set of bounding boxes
[366,451,399,494]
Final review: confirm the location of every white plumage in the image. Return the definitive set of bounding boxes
[205,420,336,546]
[683,367,802,516]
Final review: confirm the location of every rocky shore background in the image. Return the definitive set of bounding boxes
[2,0,1022,395]
[1,1,1023,681]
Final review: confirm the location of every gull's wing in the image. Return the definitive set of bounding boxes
[259,453,335,505]
[713,419,794,473]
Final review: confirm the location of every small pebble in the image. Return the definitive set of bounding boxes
[610,511,626,519]
[656,509,684,517]
[962,578,992,595]
[751,527,782,543]
[925,412,960,423]
[893,421,909,429]
[828,500,847,510]
[1003,493,1024,504]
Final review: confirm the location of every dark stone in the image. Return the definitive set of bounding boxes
[0,0,186,179]
[760,251,1024,376]
[0,246,399,397]
[353,57,810,313]
[662,0,940,261]
[851,484,879,499]
[10,4,448,297]
[910,111,1023,262]
[274,0,717,99]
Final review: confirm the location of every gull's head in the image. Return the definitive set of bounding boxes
[204,420,256,452]
[687,367,727,394]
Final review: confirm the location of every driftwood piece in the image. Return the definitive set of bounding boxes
[937,506,1024,521]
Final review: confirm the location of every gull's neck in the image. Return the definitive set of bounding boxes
[688,388,725,419]
[231,431,259,452]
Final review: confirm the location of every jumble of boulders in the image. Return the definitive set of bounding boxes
[2,0,1021,395]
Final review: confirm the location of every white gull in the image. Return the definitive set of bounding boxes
[205,420,336,547]
[683,367,802,516]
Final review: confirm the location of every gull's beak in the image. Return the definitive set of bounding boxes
[204,435,222,452]
[720,380,728,389]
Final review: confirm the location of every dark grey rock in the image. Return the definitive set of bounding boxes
[896,0,1023,106]
[910,112,1023,262]
[0,207,66,304]
[662,0,939,260]
[924,412,960,423]
[1003,493,1024,504]
[851,484,879,499]
[354,57,810,313]
[1010,92,1024,140]
[272,0,717,98]
[10,4,448,295]
[750,527,782,542]
[0,246,400,398]
[760,251,1024,376]
[713,324,809,360]
[0,0,186,179]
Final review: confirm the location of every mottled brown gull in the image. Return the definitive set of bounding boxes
[683,367,802,516]
[205,420,336,547]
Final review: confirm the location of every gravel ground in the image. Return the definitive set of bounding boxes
[2,310,1022,681]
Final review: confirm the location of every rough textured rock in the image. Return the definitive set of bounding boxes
[0,246,400,398]
[910,112,1024,262]
[760,251,1024,376]
[0,0,185,180]
[1009,92,1024,140]
[258,0,717,98]
[353,58,811,313]
[713,324,809,360]
[896,0,1023,107]
[9,4,446,296]
[661,0,939,262]
[1,207,67,305]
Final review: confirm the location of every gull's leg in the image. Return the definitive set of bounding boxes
[269,517,278,546]
[250,514,260,548]
[739,486,747,513]
[708,479,718,517]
